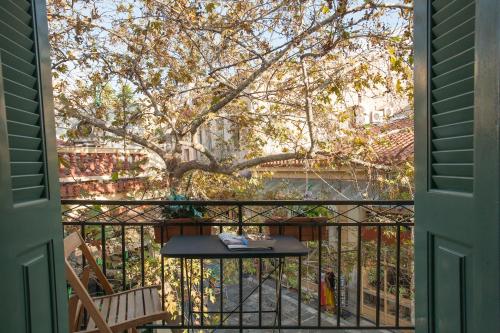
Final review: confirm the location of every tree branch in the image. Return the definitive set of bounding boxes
[351,158,393,171]
[300,58,316,155]
[172,152,301,179]
[230,152,300,171]
[185,4,369,136]
[177,140,218,165]
[131,66,180,142]
[72,111,170,164]
[365,1,413,10]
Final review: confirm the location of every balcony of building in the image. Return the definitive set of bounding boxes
[62,199,414,332]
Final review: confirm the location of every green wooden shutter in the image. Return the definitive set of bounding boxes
[0,0,47,204]
[416,1,500,332]
[0,1,69,332]
[430,0,475,193]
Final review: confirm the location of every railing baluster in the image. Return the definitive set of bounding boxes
[258,223,263,328]
[101,224,106,278]
[278,257,283,330]
[220,258,224,326]
[238,204,243,235]
[239,204,243,331]
[160,226,165,311]
[336,225,342,327]
[258,258,262,327]
[395,225,401,327]
[121,224,126,291]
[81,219,88,326]
[181,258,185,327]
[81,224,86,268]
[140,225,144,287]
[376,225,382,327]
[317,224,322,328]
[356,225,362,327]
[239,257,243,332]
[298,226,302,326]
[200,258,204,327]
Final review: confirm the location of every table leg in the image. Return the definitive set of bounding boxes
[272,257,285,333]
[184,258,195,333]
[278,257,284,331]
[219,258,224,326]
[180,258,184,327]
[210,259,281,333]
[239,257,243,333]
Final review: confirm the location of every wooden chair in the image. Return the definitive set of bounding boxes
[64,232,168,333]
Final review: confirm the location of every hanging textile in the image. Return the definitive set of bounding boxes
[321,271,336,310]
[325,271,336,310]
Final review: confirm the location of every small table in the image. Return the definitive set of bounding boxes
[161,235,309,332]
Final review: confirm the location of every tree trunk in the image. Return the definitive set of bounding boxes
[167,173,183,195]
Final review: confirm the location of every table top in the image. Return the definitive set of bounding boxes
[160,235,309,259]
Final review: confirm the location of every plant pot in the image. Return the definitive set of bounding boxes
[361,227,412,244]
[266,216,329,241]
[153,217,213,243]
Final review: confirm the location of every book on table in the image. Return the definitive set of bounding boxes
[218,232,276,251]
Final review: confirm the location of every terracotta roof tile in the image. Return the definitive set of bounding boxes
[58,151,147,177]
[60,178,146,198]
[259,118,414,169]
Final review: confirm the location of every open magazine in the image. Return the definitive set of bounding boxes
[218,233,276,251]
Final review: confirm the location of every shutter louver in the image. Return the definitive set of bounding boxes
[0,0,47,204]
[430,0,475,193]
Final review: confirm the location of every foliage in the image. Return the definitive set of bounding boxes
[162,193,207,219]
[295,205,332,217]
[63,201,415,326]
[48,0,414,195]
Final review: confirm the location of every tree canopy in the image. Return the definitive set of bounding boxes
[48,0,413,194]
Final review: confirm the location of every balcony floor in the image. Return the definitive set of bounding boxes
[164,276,406,332]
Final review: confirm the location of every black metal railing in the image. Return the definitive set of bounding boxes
[62,199,415,331]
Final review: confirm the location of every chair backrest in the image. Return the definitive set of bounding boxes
[64,232,114,333]
[67,265,90,331]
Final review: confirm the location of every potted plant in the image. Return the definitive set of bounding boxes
[153,194,212,243]
[361,226,412,244]
[266,206,329,241]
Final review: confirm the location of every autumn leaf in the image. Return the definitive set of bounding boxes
[48,0,414,196]
[205,2,217,14]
